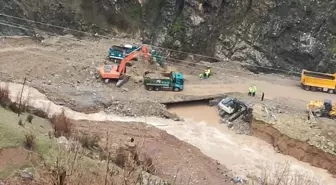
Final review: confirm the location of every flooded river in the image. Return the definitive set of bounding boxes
[167,101,221,125]
[2,82,336,185]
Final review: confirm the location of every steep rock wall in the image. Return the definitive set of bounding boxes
[0,0,335,72]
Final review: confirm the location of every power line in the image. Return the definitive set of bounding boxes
[0,21,32,32]
[0,12,235,60]
[0,22,299,76]
[0,13,90,35]
[0,20,83,42]
[0,12,300,74]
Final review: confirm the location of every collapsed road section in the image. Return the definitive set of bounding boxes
[252,119,336,176]
[166,94,336,178]
[166,95,254,134]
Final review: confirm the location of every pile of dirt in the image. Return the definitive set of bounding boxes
[225,117,252,135]
[104,100,180,120]
[144,71,170,79]
[128,57,163,77]
[0,148,32,173]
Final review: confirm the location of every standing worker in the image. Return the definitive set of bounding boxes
[200,67,211,79]
[205,67,211,78]
[199,69,207,79]
[252,85,257,97]
[248,86,252,96]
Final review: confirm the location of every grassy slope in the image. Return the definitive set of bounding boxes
[0,107,108,181]
[0,107,53,178]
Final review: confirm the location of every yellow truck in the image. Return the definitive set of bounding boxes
[301,69,336,94]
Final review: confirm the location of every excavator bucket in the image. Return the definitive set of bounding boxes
[330,111,336,118]
[330,104,336,118]
[116,74,130,87]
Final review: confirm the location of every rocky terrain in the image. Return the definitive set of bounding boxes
[254,104,336,156]
[1,0,336,72]
[252,103,336,175]
[1,35,336,184]
[1,0,336,183]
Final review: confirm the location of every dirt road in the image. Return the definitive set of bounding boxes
[170,74,336,102]
[0,35,334,108]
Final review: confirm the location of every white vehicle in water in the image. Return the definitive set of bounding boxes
[217,97,252,122]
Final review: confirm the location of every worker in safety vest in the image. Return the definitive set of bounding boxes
[248,86,252,96]
[205,67,211,78]
[252,85,257,97]
[199,67,211,79]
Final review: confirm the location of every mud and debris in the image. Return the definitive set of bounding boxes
[253,104,336,156]
[252,119,336,176]
[104,100,180,120]
[1,36,336,184]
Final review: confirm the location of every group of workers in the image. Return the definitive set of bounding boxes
[248,85,257,96]
[199,67,258,98]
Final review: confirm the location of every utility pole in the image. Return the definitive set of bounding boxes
[18,77,26,117]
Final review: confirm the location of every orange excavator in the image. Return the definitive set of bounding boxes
[96,46,151,87]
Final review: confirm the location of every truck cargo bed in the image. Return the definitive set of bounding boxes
[143,71,183,92]
[144,72,170,79]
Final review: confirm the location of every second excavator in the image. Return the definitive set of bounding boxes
[217,97,253,123]
[307,100,336,118]
[96,46,151,87]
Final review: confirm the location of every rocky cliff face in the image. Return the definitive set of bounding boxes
[1,0,336,72]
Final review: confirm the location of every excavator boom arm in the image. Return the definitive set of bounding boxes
[118,46,150,73]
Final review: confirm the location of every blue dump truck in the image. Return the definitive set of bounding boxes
[143,71,184,91]
[108,45,165,67]
[108,44,140,61]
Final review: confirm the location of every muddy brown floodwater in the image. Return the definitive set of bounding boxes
[166,102,336,184]
[167,101,221,126]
